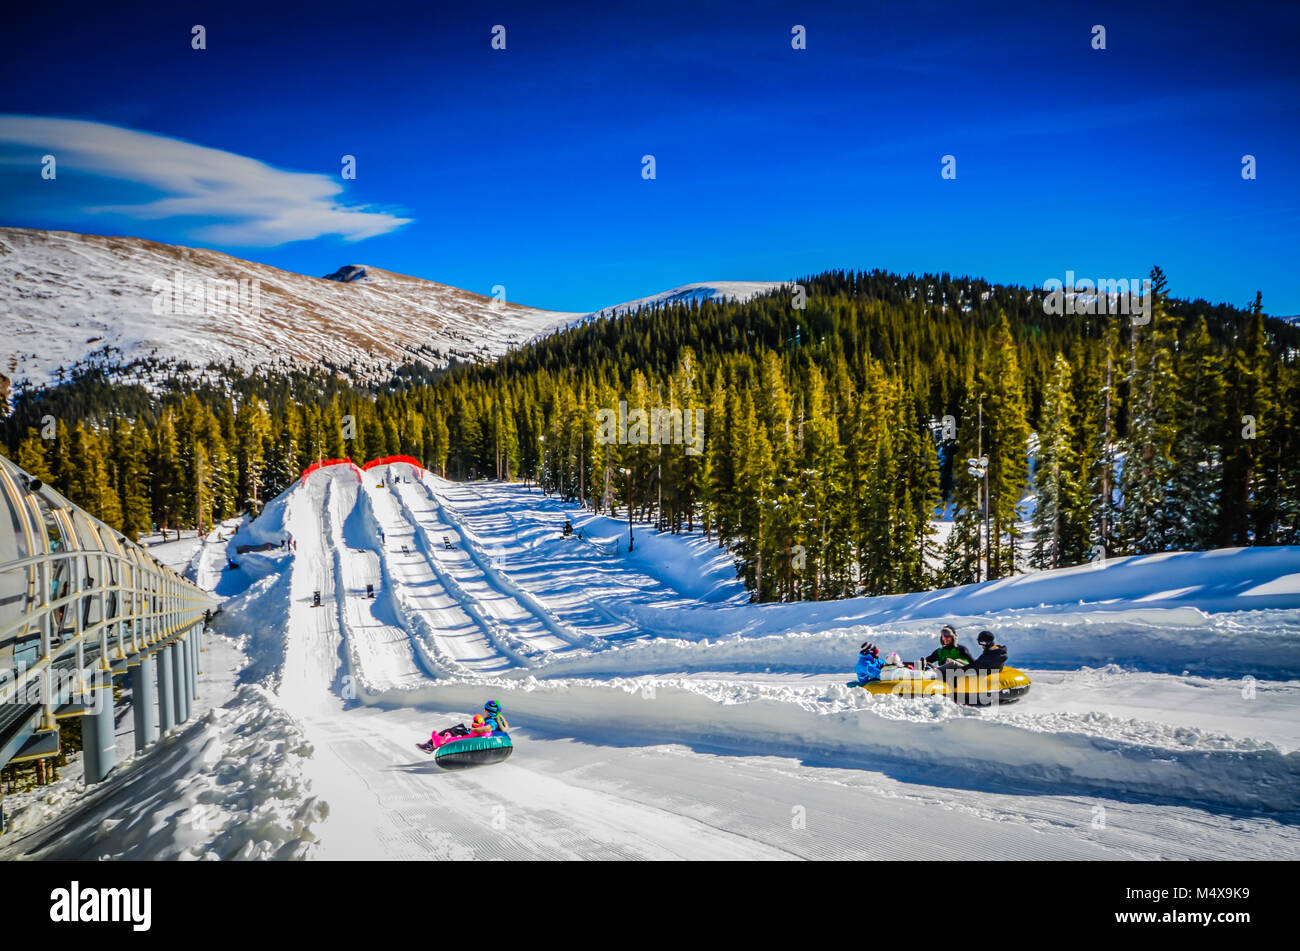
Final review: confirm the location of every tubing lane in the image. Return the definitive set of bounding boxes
[407,476,607,652]
[323,475,428,695]
[354,481,474,680]
[359,478,515,676]
[374,475,543,669]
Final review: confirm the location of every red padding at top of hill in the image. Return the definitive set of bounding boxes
[362,455,424,473]
[299,458,362,485]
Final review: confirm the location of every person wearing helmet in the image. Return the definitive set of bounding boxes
[851,641,886,685]
[924,624,974,670]
[482,700,510,735]
[965,630,1008,672]
[417,701,511,753]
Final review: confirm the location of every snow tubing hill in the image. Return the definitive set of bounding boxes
[861,666,1031,705]
[434,734,514,770]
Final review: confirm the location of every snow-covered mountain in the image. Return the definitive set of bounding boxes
[0,228,583,389]
[0,230,791,392]
[585,281,789,322]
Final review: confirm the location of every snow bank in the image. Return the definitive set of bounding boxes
[510,607,1300,680]
[219,567,294,690]
[2,685,326,860]
[592,548,1300,649]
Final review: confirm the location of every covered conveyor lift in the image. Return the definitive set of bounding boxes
[0,453,217,824]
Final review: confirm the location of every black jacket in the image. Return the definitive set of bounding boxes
[966,644,1008,672]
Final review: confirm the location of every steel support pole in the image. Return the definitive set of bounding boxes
[188,628,200,702]
[176,636,191,723]
[81,677,117,784]
[195,621,203,673]
[158,642,176,732]
[130,653,157,751]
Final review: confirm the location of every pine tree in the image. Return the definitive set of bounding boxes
[151,410,181,531]
[1167,318,1224,550]
[1274,363,1300,543]
[798,365,851,598]
[235,398,271,513]
[891,394,939,591]
[980,314,1031,577]
[854,373,898,594]
[1087,321,1120,558]
[16,427,54,483]
[1219,308,1273,545]
[118,422,153,541]
[701,369,732,542]
[1117,267,1179,554]
[67,422,121,529]
[1032,353,1084,568]
[939,372,983,587]
[733,391,775,598]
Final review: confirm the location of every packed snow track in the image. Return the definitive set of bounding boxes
[202,463,1300,859]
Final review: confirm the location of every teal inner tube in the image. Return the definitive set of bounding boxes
[434,733,514,770]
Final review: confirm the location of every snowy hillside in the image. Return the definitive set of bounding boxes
[0,230,794,391]
[0,228,582,388]
[583,281,789,322]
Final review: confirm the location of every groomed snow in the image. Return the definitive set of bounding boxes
[210,466,1300,856]
[12,465,1299,859]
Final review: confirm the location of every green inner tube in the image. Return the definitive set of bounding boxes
[435,734,514,770]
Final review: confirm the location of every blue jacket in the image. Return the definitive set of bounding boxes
[855,653,885,684]
[484,711,509,734]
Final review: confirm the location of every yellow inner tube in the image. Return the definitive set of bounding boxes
[862,666,1031,705]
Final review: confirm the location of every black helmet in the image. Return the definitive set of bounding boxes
[859,641,878,657]
[977,630,995,646]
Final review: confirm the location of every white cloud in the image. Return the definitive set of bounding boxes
[0,115,411,245]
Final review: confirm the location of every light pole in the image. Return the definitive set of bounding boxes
[538,435,547,495]
[619,467,634,552]
[967,454,988,583]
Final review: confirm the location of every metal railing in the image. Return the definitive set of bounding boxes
[0,452,217,775]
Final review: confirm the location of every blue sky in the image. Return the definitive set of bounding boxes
[2,0,1298,313]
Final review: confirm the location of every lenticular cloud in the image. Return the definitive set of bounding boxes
[0,115,411,245]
